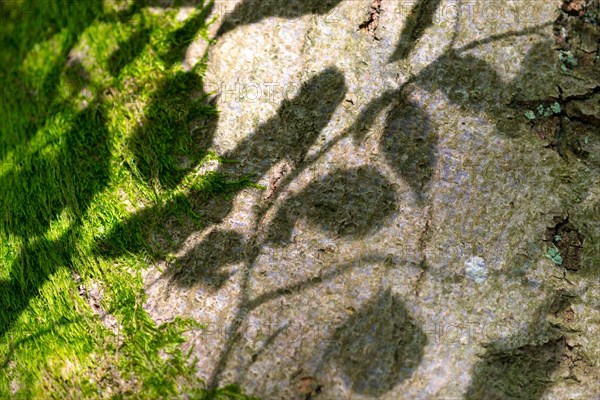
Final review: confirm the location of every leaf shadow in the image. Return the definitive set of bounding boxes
[220,67,347,178]
[166,229,244,290]
[321,288,427,396]
[348,87,438,203]
[466,337,567,400]
[414,50,509,117]
[109,20,152,77]
[126,69,218,190]
[266,165,397,244]
[389,0,444,62]
[215,0,344,37]
[0,0,104,160]
[100,67,348,292]
[161,1,215,67]
[0,95,110,340]
[380,92,438,202]
[464,292,576,400]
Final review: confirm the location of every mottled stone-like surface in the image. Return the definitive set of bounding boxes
[144,1,600,398]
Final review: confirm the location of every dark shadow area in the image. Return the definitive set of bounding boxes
[0,0,103,160]
[98,193,196,259]
[506,40,558,105]
[166,229,244,290]
[381,94,437,202]
[97,174,245,262]
[63,58,91,95]
[221,67,347,177]
[389,0,443,62]
[0,234,73,338]
[465,291,577,400]
[415,50,509,117]
[266,166,397,244]
[348,87,437,202]
[465,337,566,400]
[324,289,427,396]
[162,2,215,66]
[103,67,348,289]
[0,94,110,337]
[127,70,218,189]
[109,18,152,76]
[350,89,398,142]
[1,102,110,238]
[215,0,343,37]
[0,0,103,67]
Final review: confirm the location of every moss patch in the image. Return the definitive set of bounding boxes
[0,1,257,398]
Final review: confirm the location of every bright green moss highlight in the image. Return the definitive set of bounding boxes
[1,1,257,398]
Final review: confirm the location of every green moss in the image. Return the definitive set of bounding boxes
[0,2,257,398]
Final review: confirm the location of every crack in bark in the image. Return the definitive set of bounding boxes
[359,0,382,35]
[415,205,433,297]
[512,83,598,159]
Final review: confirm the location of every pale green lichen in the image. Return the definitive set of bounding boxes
[537,104,547,116]
[533,103,561,119]
[465,256,488,283]
[524,110,536,120]
[559,51,577,72]
[546,246,563,266]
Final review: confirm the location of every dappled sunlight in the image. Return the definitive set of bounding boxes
[2,0,600,398]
